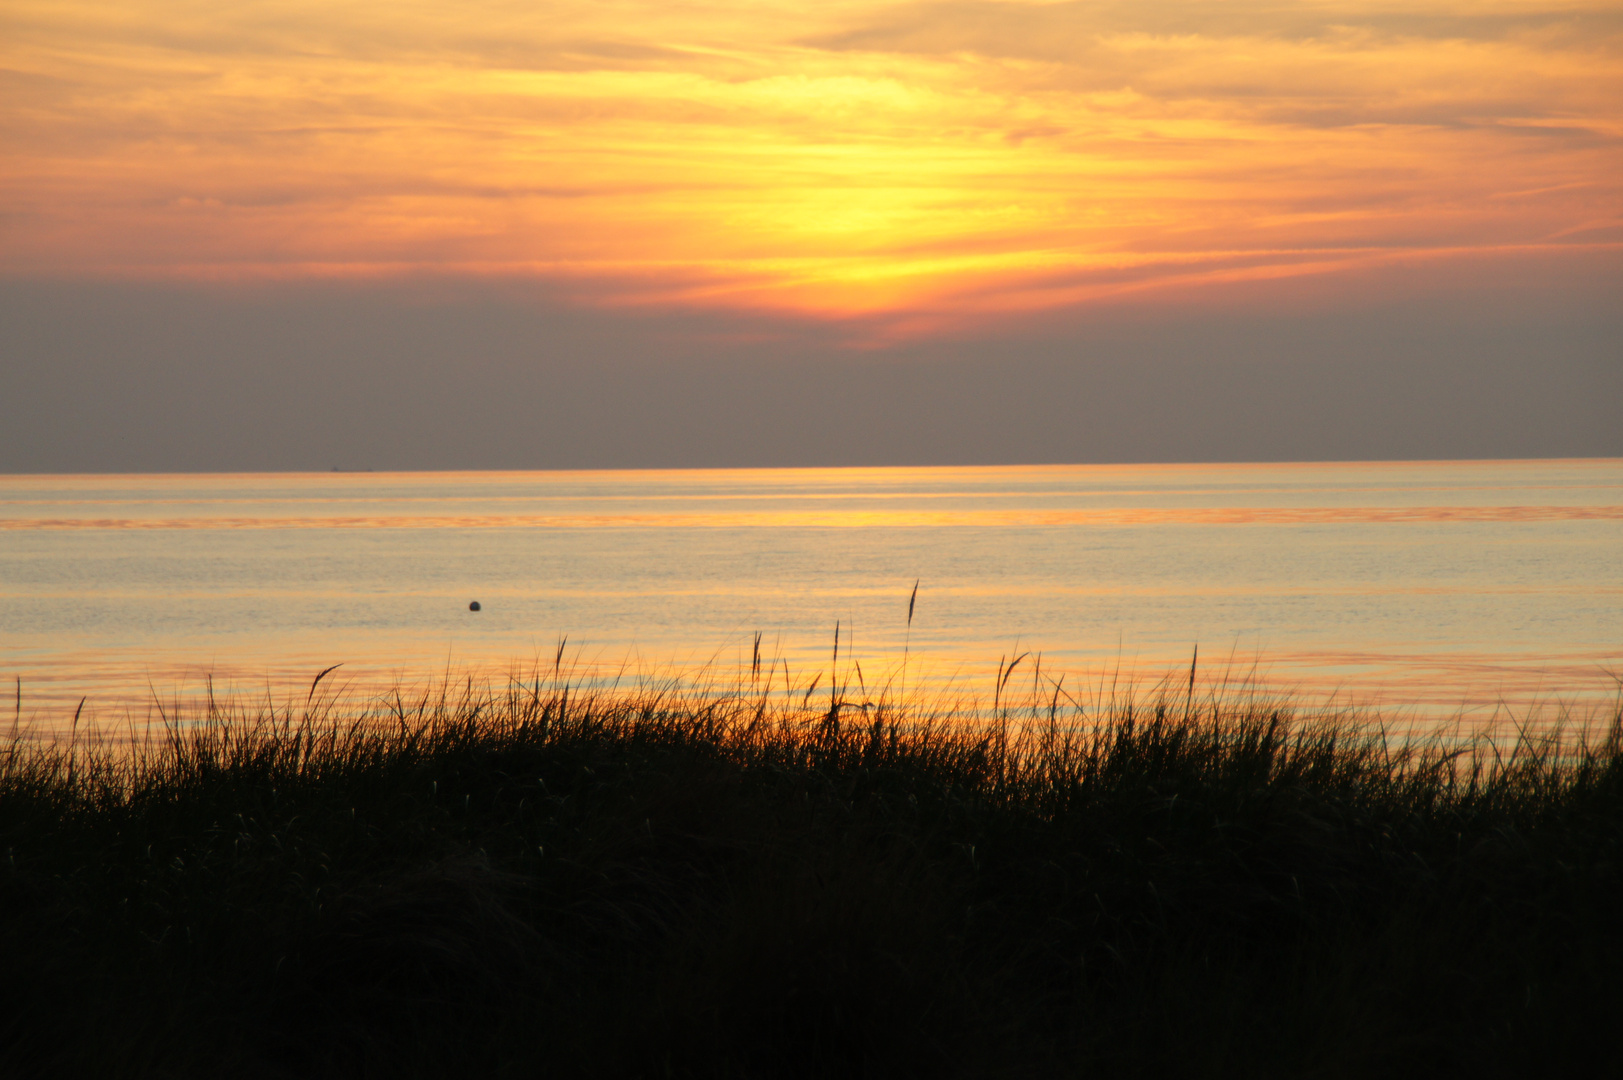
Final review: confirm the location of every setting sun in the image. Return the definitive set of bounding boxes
[5,0,1619,322]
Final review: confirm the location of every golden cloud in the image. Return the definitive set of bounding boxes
[4,0,1619,324]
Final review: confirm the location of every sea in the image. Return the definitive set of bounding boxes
[2,459,1620,736]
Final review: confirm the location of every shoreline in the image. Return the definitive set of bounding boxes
[9,641,1622,746]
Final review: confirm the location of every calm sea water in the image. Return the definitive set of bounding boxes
[3,460,1620,731]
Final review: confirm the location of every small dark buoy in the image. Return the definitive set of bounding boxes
[468,601,482,612]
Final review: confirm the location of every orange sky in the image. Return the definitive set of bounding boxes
[4,0,1621,324]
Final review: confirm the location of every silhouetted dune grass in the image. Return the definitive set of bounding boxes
[2,660,1620,1078]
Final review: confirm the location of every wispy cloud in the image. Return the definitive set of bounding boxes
[3,0,1618,328]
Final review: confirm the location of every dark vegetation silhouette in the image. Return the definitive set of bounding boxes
[1,653,1620,1078]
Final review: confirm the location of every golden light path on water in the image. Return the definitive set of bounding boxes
[3,460,1620,739]
[9,506,1623,530]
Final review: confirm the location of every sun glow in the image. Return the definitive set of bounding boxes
[4,0,1620,323]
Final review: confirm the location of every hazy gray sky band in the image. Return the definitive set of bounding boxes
[3,252,1619,471]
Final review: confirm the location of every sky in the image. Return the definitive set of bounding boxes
[3,0,1620,470]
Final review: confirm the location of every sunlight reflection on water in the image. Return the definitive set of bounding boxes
[4,460,1620,735]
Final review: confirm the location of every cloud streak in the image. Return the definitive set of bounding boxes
[3,0,1619,330]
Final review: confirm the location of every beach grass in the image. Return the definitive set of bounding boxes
[2,657,1620,1078]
